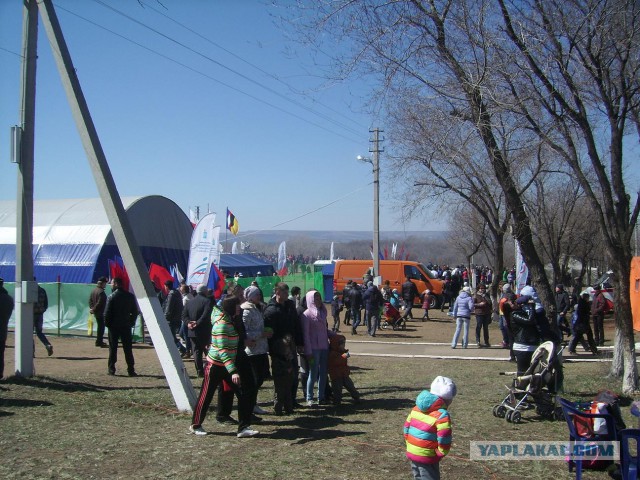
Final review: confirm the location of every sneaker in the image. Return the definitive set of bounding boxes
[189,425,207,436]
[237,427,259,438]
[46,344,53,356]
[306,400,315,407]
[253,405,267,415]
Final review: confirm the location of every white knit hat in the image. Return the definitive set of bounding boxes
[430,376,457,401]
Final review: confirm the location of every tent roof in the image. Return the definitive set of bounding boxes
[219,253,275,276]
[0,196,188,248]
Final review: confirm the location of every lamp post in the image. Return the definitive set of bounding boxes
[357,153,380,281]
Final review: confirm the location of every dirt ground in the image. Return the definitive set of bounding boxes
[0,307,623,480]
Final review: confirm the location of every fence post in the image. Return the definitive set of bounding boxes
[56,276,61,336]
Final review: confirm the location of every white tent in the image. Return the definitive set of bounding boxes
[0,196,191,283]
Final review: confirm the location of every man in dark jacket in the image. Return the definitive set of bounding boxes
[554,284,572,340]
[401,276,419,321]
[342,280,353,326]
[104,277,139,376]
[163,280,186,357]
[33,280,53,356]
[349,283,364,335]
[264,282,302,407]
[181,284,213,377]
[0,278,15,379]
[363,283,383,337]
[591,285,607,346]
[89,276,108,347]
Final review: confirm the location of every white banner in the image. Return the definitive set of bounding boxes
[330,242,334,262]
[186,213,216,288]
[211,225,221,267]
[277,241,286,273]
[515,240,529,294]
[231,241,238,254]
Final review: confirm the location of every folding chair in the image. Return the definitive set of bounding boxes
[620,428,640,480]
[559,397,618,480]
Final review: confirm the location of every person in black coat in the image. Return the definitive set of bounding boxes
[0,278,15,379]
[181,284,214,377]
[104,277,139,376]
[400,276,419,320]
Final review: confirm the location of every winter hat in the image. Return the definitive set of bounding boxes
[367,281,373,287]
[516,295,531,304]
[196,284,208,294]
[502,284,512,294]
[462,286,471,293]
[244,285,261,302]
[430,376,457,401]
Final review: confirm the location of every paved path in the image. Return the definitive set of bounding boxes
[346,339,614,363]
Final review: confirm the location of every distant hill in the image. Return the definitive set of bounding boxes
[237,230,449,244]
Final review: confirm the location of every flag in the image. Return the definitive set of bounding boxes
[207,262,227,300]
[149,263,174,294]
[329,242,334,262]
[186,213,217,288]
[226,208,239,235]
[109,256,132,293]
[189,208,198,228]
[392,242,398,259]
[370,244,384,260]
[170,263,184,289]
[383,244,388,260]
[231,241,238,254]
[277,241,287,276]
[515,240,529,294]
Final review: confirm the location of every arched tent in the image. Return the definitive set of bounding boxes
[0,196,192,283]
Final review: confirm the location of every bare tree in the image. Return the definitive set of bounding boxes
[498,0,640,390]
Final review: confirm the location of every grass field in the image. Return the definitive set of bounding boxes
[0,310,632,479]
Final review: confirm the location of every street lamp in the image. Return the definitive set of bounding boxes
[357,154,380,281]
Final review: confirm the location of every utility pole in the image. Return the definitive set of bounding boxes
[14,0,39,377]
[37,0,195,411]
[370,128,383,280]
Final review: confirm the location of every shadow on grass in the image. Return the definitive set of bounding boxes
[0,410,15,417]
[267,427,366,444]
[378,333,422,339]
[4,375,168,393]
[52,356,103,361]
[0,397,53,408]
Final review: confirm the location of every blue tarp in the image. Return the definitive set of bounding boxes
[219,254,275,278]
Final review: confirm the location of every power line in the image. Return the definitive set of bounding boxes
[53,3,364,144]
[233,181,373,238]
[138,0,365,133]
[87,0,365,141]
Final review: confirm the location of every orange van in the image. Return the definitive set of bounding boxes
[333,260,444,307]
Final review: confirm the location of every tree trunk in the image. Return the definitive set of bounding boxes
[608,257,637,392]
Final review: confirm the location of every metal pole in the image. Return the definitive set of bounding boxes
[372,130,380,279]
[14,0,38,377]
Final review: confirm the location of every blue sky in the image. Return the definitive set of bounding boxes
[0,0,442,233]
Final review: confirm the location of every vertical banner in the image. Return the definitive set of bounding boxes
[515,240,529,294]
[231,241,238,254]
[330,242,334,262]
[277,241,287,276]
[186,213,216,288]
[210,225,221,267]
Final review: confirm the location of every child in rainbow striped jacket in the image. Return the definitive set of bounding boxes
[403,376,457,480]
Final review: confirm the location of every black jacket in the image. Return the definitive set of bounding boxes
[163,289,183,324]
[264,297,302,348]
[104,288,138,329]
[349,286,363,310]
[511,304,540,346]
[401,280,419,304]
[181,293,213,339]
[0,286,15,326]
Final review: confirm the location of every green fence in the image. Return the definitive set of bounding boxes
[4,270,325,338]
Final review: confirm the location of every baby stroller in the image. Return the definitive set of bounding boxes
[492,341,565,423]
[381,302,406,330]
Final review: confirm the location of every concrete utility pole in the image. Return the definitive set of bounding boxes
[14,0,39,377]
[371,128,383,280]
[37,0,196,411]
